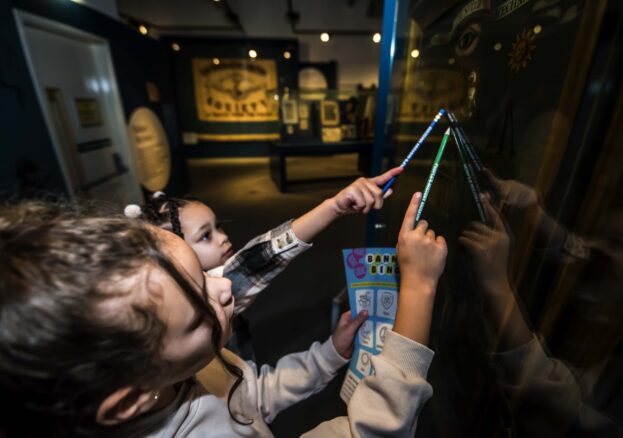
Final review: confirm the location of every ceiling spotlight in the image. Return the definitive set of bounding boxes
[410,49,420,58]
[248,49,257,58]
[493,42,502,51]
[213,58,220,65]
[283,51,291,59]
[320,32,330,42]
[533,24,542,34]
[138,25,148,35]
[372,33,381,43]
[171,43,180,52]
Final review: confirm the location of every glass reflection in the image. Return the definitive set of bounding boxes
[377,0,623,436]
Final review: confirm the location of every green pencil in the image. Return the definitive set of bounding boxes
[416,128,451,221]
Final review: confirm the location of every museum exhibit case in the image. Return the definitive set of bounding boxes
[368,0,623,436]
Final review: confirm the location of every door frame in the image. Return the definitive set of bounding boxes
[13,9,141,200]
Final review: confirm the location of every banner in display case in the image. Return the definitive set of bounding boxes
[193,58,279,124]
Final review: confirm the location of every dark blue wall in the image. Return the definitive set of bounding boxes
[0,0,187,198]
[165,36,299,157]
[0,0,67,198]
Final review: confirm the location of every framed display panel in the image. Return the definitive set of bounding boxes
[281,98,299,124]
[320,100,340,127]
[172,37,299,147]
[278,90,369,143]
[372,1,623,437]
[278,94,318,142]
[192,58,278,141]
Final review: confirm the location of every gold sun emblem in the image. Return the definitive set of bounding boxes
[508,28,536,73]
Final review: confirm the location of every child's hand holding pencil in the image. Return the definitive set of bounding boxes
[331,167,403,215]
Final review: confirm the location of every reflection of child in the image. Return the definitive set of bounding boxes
[1,192,447,436]
[459,192,622,437]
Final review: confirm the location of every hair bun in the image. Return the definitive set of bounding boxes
[152,191,166,199]
[124,204,142,219]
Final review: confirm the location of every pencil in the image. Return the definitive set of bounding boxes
[381,109,446,194]
[447,111,484,172]
[416,128,451,221]
[454,130,487,223]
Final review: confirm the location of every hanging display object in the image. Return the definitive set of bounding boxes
[320,101,340,126]
[193,58,279,123]
[281,98,299,124]
[298,102,310,130]
[127,107,171,192]
[320,100,342,142]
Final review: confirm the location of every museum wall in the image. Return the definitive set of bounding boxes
[167,36,300,157]
[0,0,187,198]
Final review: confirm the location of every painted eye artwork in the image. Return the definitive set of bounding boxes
[455,22,481,57]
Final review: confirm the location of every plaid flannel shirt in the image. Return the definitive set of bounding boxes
[207,220,312,314]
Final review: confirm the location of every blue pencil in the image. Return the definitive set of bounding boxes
[381,108,446,194]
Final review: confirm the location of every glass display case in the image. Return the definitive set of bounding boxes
[372,1,623,436]
[270,88,378,192]
[278,88,377,144]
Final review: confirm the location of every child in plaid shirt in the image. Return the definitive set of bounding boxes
[126,167,402,310]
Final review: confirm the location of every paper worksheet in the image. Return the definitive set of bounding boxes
[340,247,399,403]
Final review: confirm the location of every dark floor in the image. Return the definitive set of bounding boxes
[187,154,369,436]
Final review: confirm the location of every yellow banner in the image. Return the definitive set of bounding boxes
[398,68,470,123]
[193,58,279,122]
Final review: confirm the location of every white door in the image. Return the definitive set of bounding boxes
[15,10,143,206]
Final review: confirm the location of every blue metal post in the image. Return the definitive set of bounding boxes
[366,0,400,246]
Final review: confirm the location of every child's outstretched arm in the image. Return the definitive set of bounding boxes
[291,167,403,243]
[302,192,448,437]
[394,191,447,345]
[222,167,402,312]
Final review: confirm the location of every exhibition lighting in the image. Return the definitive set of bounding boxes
[213,58,220,65]
[410,49,419,58]
[139,25,148,35]
[533,24,542,34]
[172,43,180,52]
[283,51,292,59]
[249,49,258,58]
[320,32,330,42]
[373,33,381,43]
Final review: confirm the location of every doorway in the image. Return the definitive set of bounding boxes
[14,10,143,205]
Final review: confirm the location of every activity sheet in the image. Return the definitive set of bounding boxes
[340,247,399,403]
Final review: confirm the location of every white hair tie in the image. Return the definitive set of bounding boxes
[152,191,166,199]
[124,204,142,219]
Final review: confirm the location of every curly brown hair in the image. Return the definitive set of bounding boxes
[0,201,245,437]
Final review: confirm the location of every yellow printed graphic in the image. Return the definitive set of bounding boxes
[193,58,279,122]
[350,282,398,289]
